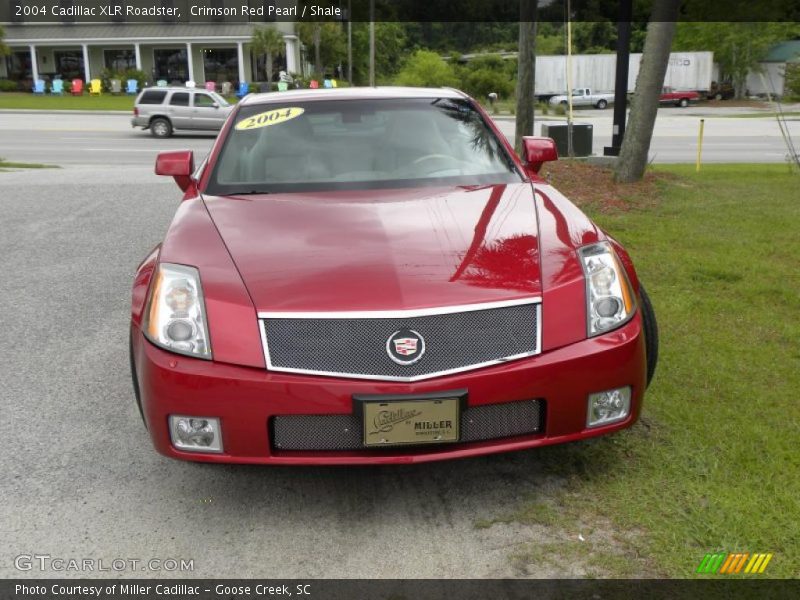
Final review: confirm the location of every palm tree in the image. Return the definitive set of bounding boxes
[251,27,285,84]
[297,22,323,77]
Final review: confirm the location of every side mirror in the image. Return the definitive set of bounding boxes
[521,136,558,174]
[155,150,195,192]
[212,102,219,109]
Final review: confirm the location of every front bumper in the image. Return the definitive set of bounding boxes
[131,314,646,465]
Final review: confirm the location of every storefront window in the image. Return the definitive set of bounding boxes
[104,49,136,72]
[153,48,188,83]
[54,51,84,80]
[202,48,238,83]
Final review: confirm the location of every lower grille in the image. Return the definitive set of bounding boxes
[271,400,542,451]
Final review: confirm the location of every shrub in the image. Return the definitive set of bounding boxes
[462,68,514,101]
[784,62,800,102]
[100,67,147,92]
[0,79,18,92]
[394,50,459,88]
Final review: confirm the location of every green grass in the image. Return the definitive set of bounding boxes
[0,92,137,111]
[718,111,800,119]
[508,164,800,577]
[0,92,241,111]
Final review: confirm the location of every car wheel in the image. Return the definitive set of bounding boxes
[640,284,659,388]
[679,98,689,108]
[129,329,147,428]
[150,117,172,138]
[596,99,608,109]
[714,93,722,101]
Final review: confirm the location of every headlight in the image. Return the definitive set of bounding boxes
[144,263,212,359]
[578,242,636,336]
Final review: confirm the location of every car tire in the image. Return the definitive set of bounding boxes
[679,98,689,108]
[150,117,172,138]
[129,329,147,428]
[640,284,659,388]
[596,99,608,109]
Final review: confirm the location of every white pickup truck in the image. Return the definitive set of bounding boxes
[548,88,615,109]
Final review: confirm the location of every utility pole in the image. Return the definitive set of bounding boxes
[514,1,538,154]
[369,0,375,86]
[347,0,352,85]
[604,0,633,156]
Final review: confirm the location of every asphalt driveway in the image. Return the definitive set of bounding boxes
[0,165,609,579]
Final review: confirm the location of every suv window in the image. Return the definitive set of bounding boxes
[170,92,190,106]
[139,90,167,104]
[194,93,216,108]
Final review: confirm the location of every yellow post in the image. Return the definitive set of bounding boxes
[696,118,705,172]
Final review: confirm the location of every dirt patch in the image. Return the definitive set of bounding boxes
[704,99,771,109]
[539,160,673,213]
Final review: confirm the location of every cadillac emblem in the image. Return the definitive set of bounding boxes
[386,329,426,365]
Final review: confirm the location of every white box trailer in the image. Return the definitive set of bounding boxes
[534,51,714,99]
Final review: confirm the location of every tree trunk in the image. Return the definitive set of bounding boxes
[615,0,679,183]
[266,52,273,84]
[515,1,538,155]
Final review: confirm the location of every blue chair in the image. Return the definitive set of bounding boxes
[236,81,249,98]
[323,79,333,89]
[51,79,64,95]
[156,79,168,88]
[33,79,46,94]
[126,79,138,95]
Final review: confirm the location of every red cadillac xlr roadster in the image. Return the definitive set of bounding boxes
[130,87,658,464]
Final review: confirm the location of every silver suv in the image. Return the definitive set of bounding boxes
[131,87,233,138]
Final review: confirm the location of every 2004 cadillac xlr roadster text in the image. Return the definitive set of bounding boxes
[130,87,658,464]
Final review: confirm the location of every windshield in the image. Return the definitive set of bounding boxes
[206,98,521,195]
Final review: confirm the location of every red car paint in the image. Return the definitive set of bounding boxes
[659,87,700,106]
[131,87,648,464]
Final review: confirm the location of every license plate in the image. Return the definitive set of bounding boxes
[362,398,460,446]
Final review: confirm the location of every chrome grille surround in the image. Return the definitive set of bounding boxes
[271,399,543,451]
[258,298,542,382]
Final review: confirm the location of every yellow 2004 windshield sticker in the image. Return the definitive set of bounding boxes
[235,107,305,131]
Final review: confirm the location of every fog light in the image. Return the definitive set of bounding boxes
[169,416,223,453]
[587,387,631,428]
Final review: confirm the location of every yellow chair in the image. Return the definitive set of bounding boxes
[89,79,102,95]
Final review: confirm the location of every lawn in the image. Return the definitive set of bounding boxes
[496,163,800,577]
[0,159,58,170]
[0,92,240,111]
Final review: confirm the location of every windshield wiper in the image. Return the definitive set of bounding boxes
[226,190,267,196]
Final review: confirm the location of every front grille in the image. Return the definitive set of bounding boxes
[261,301,540,381]
[271,400,543,451]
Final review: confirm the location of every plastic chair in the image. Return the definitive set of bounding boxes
[331,79,338,88]
[110,79,121,94]
[156,79,168,88]
[236,81,249,98]
[309,79,319,89]
[51,79,64,95]
[71,79,84,95]
[126,79,138,95]
[33,79,46,94]
[185,80,196,88]
[277,81,288,92]
[205,81,216,92]
[221,81,232,96]
[89,79,102,95]
[323,79,333,89]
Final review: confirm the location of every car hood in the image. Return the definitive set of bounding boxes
[202,183,541,312]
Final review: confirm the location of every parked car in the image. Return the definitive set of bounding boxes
[659,87,700,107]
[549,88,615,109]
[130,87,658,464]
[131,86,233,137]
[707,81,735,101]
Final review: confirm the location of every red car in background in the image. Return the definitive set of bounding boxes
[659,86,700,107]
[130,87,659,465]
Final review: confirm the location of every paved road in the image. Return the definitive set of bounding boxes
[0,165,610,579]
[0,109,797,167]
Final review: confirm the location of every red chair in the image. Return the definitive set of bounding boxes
[71,79,84,96]
[309,79,319,89]
[204,81,216,92]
